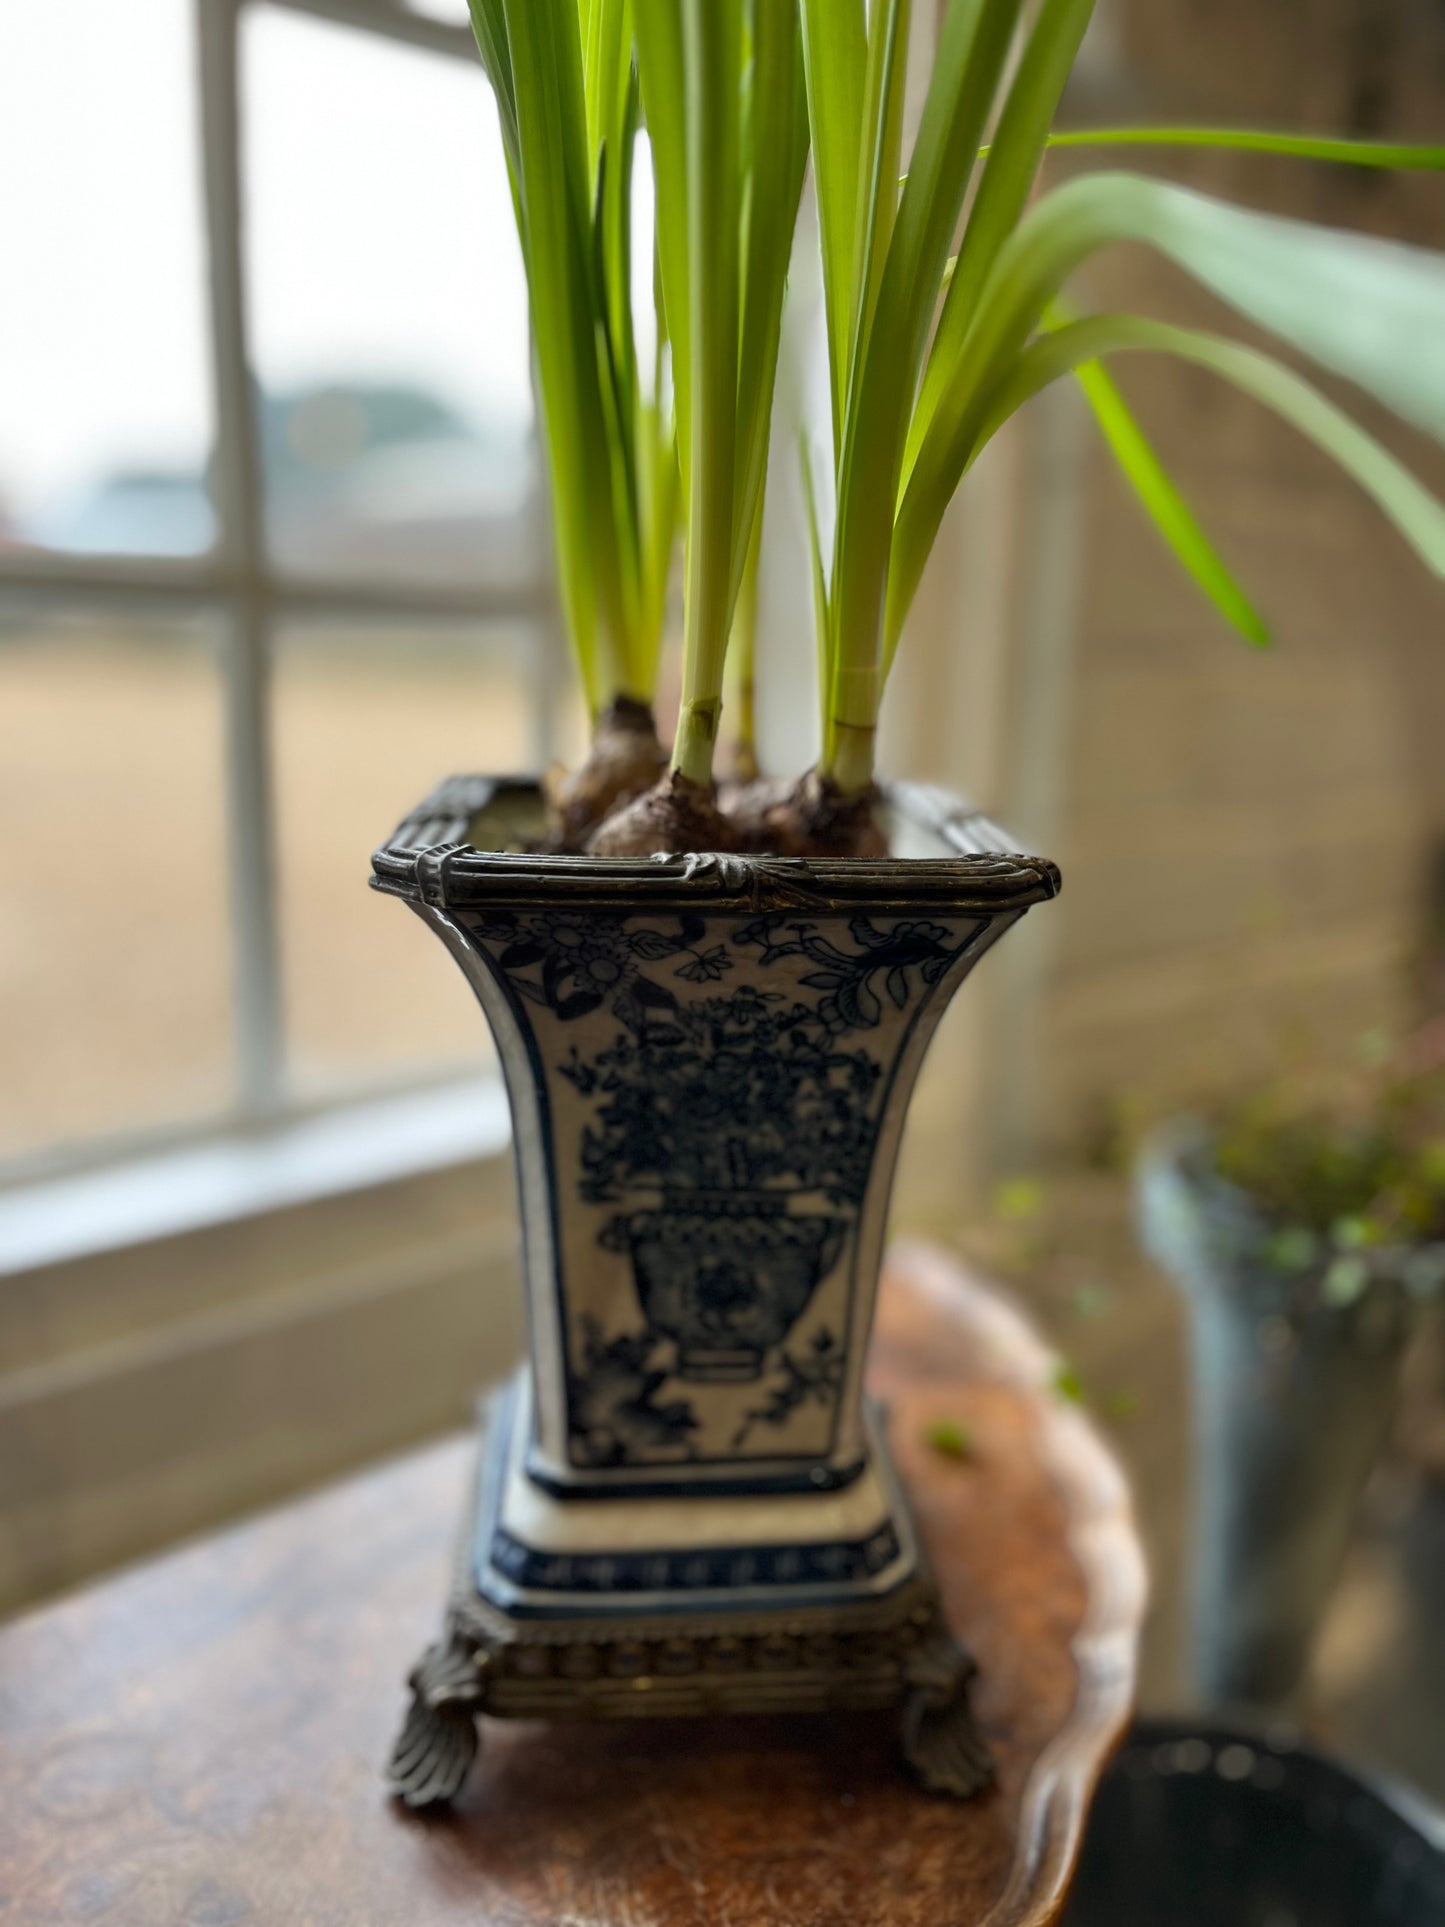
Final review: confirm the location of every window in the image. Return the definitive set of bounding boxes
[0,0,562,1178]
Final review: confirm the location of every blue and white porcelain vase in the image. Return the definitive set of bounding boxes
[375,775,1058,1804]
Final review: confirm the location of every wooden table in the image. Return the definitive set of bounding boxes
[0,1244,1145,1927]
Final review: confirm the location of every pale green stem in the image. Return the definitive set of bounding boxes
[726,497,763,779]
[668,0,740,789]
[673,697,722,786]
[733,656,759,781]
[820,656,881,792]
[826,720,878,795]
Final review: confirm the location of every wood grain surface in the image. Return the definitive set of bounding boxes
[0,1243,1144,1927]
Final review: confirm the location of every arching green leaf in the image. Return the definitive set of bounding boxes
[1068,351,1269,649]
[635,0,691,483]
[898,170,1445,651]
[1043,126,1445,170]
[733,0,809,604]
[890,310,1445,647]
[830,0,1023,747]
[907,0,1091,484]
[800,0,866,455]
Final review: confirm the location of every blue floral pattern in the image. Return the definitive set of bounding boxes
[736,914,966,1032]
[468,908,977,1468]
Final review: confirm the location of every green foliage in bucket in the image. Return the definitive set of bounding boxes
[1208,1026,1445,1302]
[1127,1026,1445,1317]
[468,0,1445,856]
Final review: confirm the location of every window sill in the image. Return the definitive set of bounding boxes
[0,1075,523,1614]
[0,1076,512,1279]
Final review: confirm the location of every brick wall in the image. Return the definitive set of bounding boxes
[1030,0,1445,1151]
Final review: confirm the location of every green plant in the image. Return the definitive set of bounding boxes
[1209,1024,1445,1298]
[469,0,678,824]
[587,0,808,849]
[799,0,1445,819]
[470,1,1445,855]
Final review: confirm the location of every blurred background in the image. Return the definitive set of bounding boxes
[3,0,1444,1824]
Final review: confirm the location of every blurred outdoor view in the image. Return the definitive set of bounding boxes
[2,0,1445,1833]
[0,0,560,1164]
[1,1,534,569]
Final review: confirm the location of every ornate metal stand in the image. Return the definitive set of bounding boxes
[388,1383,992,1808]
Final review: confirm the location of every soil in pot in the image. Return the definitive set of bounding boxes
[533,733,887,862]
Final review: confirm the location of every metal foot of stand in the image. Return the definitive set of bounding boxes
[388,1398,994,1810]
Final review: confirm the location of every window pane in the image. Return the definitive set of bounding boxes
[405,0,473,23]
[0,608,233,1163]
[241,7,540,590]
[274,618,541,1092]
[0,2,213,557]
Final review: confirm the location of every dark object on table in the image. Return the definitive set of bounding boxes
[1064,1716,1445,1927]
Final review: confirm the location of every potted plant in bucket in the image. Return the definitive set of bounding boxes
[1137,1028,1445,1710]
[379,0,1445,1807]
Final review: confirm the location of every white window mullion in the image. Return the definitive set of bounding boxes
[198,0,285,1119]
[265,0,476,64]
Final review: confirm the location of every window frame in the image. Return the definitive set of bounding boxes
[0,0,563,1187]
